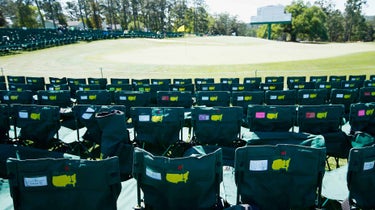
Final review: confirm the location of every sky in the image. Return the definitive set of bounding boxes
[204,0,375,22]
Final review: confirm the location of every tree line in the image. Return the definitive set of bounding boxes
[0,0,373,42]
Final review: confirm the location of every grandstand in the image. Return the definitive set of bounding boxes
[0,73,375,209]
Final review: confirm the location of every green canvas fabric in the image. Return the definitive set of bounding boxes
[298,104,344,134]
[297,89,328,105]
[347,145,375,209]
[1,90,33,105]
[15,105,60,149]
[133,147,223,210]
[96,109,132,180]
[7,157,121,210]
[235,144,326,210]
[37,90,72,108]
[243,131,325,148]
[156,91,193,108]
[264,90,297,105]
[76,90,112,105]
[351,132,375,148]
[247,105,296,132]
[349,102,375,136]
[131,107,185,148]
[192,106,243,146]
[195,91,231,107]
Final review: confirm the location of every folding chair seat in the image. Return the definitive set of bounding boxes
[1,90,34,105]
[133,147,223,210]
[26,76,45,92]
[76,90,112,105]
[247,105,296,132]
[234,144,326,209]
[243,77,261,90]
[7,75,26,84]
[169,83,195,93]
[348,74,366,87]
[363,80,375,87]
[49,77,67,84]
[259,82,284,91]
[195,91,231,107]
[156,91,193,108]
[329,75,346,82]
[358,87,375,103]
[173,78,193,85]
[191,106,243,146]
[7,156,122,210]
[194,78,214,85]
[45,83,69,91]
[286,76,306,89]
[88,77,108,89]
[297,88,328,105]
[132,78,150,86]
[341,80,362,89]
[330,88,359,119]
[130,107,185,155]
[196,83,229,91]
[151,78,171,85]
[265,76,284,83]
[110,78,130,85]
[0,104,10,143]
[264,89,297,105]
[346,145,375,209]
[310,75,328,82]
[113,91,152,119]
[106,84,133,92]
[349,102,375,136]
[13,104,61,149]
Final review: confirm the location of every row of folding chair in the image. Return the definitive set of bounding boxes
[5,142,374,209]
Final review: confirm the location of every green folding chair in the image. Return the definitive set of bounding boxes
[264,90,297,105]
[1,90,34,105]
[235,144,326,209]
[133,147,223,210]
[7,157,121,210]
[131,107,185,155]
[346,145,375,209]
[195,91,231,107]
[156,91,193,108]
[88,77,108,89]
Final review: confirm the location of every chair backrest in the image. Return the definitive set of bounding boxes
[45,83,70,91]
[264,90,297,105]
[130,107,185,148]
[194,78,214,85]
[364,80,375,87]
[231,91,265,113]
[37,90,72,108]
[220,78,240,85]
[243,77,261,89]
[88,77,108,89]
[196,83,229,92]
[132,78,150,86]
[349,102,375,136]
[297,89,328,105]
[297,104,344,134]
[7,157,122,210]
[195,91,231,107]
[358,87,375,103]
[173,78,193,85]
[1,90,34,105]
[247,105,296,132]
[156,91,193,108]
[113,91,152,118]
[151,78,171,85]
[230,83,259,92]
[106,84,133,92]
[235,144,326,209]
[286,76,306,89]
[26,76,46,92]
[330,88,359,114]
[110,78,130,85]
[259,82,284,91]
[7,75,26,84]
[49,77,67,84]
[349,75,366,86]
[347,145,375,209]
[329,75,346,82]
[265,76,284,83]
[8,83,35,92]
[76,90,112,105]
[341,80,362,89]
[13,104,60,149]
[191,106,243,146]
[310,76,327,82]
[169,83,195,93]
[133,147,222,210]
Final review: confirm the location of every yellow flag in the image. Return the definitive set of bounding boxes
[177,25,185,32]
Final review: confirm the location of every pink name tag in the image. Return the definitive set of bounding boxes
[358,110,365,117]
[255,112,265,118]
